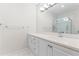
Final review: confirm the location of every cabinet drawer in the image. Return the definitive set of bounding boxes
[53,44,79,56]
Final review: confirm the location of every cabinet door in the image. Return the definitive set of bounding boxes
[39,39,48,56]
[53,47,71,56]
[28,35,35,55]
[33,38,39,56]
[47,42,53,56]
[53,44,79,56]
[28,35,39,56]
[30,36,34,53]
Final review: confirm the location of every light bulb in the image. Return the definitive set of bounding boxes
[43,4,49,9]
[40,7,45,12]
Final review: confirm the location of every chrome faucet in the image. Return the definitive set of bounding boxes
[58,32,64,37]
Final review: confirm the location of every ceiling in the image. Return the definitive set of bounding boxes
[47,3,79,16]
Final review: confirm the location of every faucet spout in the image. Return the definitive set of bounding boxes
[58,32,64,37]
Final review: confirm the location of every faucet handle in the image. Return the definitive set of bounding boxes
[58,32,64,37]
[59,32,64,33]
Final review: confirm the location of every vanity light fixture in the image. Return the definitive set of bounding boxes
[48,3,57,7]
[40,4,49,12]
[40,3,57,12]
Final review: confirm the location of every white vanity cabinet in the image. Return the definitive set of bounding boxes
[47,42,79,56]
[28,34,79,56]
[28,35,48,56]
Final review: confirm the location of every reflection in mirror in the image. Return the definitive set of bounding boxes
[53,17,72,34]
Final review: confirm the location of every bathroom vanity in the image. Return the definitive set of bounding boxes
[27,32,79,56]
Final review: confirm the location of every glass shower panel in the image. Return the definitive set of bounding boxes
[55,17,72,33]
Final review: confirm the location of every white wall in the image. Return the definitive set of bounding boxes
[0,3,37,54]
[0,3,36,32]
[55,9,79,34]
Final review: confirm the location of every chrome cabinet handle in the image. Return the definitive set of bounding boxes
[48,45,52,48]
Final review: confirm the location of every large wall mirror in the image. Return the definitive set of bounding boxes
[38,3,79,34]
[50,3,79,34]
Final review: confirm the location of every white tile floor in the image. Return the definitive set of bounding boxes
[3,48,33,56]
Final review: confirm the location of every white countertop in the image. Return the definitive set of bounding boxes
[28,32,79,52]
